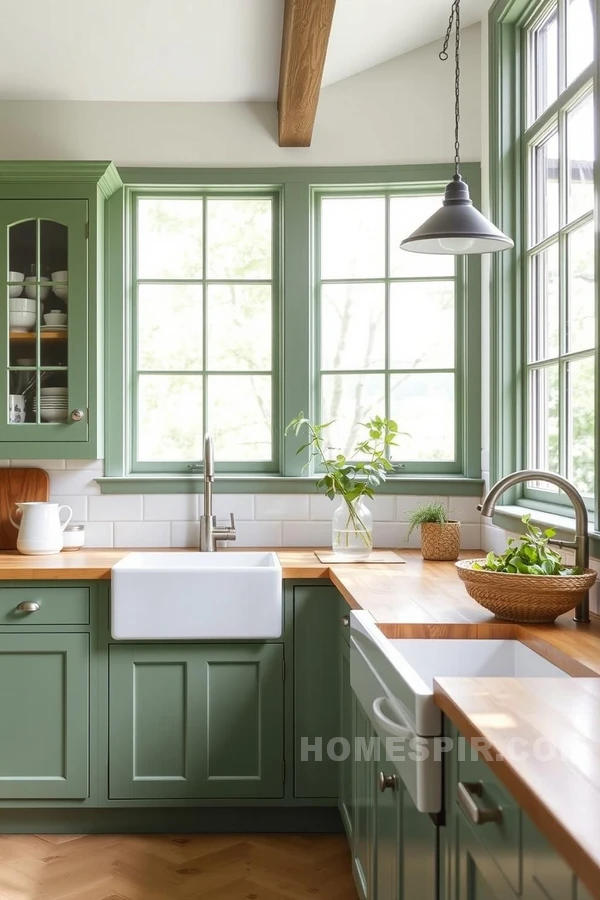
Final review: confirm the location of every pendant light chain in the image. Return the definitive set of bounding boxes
[439,0,461,175]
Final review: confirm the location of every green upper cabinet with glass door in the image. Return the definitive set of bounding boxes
[0,162,122,458]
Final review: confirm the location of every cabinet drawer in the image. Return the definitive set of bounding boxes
[0,587,90,625]
[457,752,522,894]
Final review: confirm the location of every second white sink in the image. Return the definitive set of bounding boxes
[111,551,282,640]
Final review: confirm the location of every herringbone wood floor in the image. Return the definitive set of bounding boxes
[0,833,357,900]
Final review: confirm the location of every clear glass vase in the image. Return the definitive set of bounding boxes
[332,497,373,559]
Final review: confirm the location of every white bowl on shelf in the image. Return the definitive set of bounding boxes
[9,297,36,313]
[44,312,67,328]
[40,387,68,396]
[24,276,49,301]
[8,272,24,298]
[9,311,36,332]
[40,408,68,423]
[51,271,68,303]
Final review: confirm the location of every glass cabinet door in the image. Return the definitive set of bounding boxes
[0,199,88,441]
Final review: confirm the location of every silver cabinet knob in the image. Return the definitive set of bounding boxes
[16,601,40,613]
[342,615,350,627]
[379,772,397,792]
[71,409,85,422]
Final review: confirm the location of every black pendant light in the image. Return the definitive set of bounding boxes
[400,0,513,255]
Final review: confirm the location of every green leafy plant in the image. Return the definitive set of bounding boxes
[472,514,583,576]
[285,413,400,546]
[406,501,448,539]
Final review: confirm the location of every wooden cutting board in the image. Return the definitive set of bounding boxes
[0,468,50,550]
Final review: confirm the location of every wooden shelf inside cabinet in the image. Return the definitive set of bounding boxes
[9,331,67,342]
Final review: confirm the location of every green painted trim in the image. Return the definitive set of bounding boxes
[489,0,599,512]
[0,807,343,833]
[96,474,484,495]
[105,163,483,480]
[0,162,122,198]
[491,504,600,558]
[117,163,482,188]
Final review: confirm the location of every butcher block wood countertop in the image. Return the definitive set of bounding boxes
[1,544,600,889]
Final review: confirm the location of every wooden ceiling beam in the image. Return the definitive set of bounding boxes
[277,0,336,147]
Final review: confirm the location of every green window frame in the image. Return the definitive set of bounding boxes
[489,0,599,526]
[313,187,466,475]
[129,188,280,475]
[102,165,483,495]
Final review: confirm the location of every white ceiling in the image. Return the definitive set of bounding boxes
[0,0,491,103]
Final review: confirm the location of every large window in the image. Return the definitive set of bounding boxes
[132,192,278,472]
[316,191,461,472]
[490,0,598,519]
[525,0,596,504]
[107,166,482,487]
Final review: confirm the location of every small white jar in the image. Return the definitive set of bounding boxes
[62,524,85,551]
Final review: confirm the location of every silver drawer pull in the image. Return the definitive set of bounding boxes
[457,781,503,826]
[341,615,350,627]
[16,601,40,613]
[379,772,398,792]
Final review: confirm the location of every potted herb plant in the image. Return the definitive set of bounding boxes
[406,501,461,561]
[456,514,597,623]
[285,413,399,559]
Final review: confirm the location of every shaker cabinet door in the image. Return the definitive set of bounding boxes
[0,199,89,443]
[109,642,284,801]
[0,632,89,799]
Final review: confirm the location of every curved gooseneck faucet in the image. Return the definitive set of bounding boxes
[478,469,590,623]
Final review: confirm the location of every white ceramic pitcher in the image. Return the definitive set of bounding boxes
[10,501,73,555]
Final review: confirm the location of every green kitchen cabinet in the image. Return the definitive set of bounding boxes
[374,752,438,900]
[339,633,354,840]
[0,162,121,458]
[109,642,285,801]
[446,722,595,900]
[353,698,376,900]
[0,632,89,800]
[293,583,341,798]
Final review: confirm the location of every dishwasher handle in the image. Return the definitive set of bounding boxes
[372,696,414,738]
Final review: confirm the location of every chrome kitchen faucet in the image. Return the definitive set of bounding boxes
[199,434,237,552]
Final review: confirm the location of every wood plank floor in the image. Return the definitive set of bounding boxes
[0,833,358,900]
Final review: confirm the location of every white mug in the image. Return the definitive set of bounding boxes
[9,394,25,423]
[10,501,73,556]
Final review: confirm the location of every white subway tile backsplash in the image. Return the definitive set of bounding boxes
[372,522,410,548]
[310,494,395,522]
[10,458,66,470]
[234,521,282,547]
[203,493,254,521]
[459,524,482,549]
[448,497,482,525]
[89,495,143,522]
[50,495,88,523]
[309,494,338,521]
[171,521,200,548]
[396,495,449,519]
[83,522,114,548]
[49,467,102,496]
[65,459,104,471]
[7,455,486,553]
[282,521,331,547]
[114,521,171,548]
[255,494,309,521]
[144,494,198,521]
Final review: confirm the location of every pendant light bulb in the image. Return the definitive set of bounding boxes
[400,2,513,256]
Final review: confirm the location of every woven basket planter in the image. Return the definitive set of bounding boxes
[420,521,461,561]
[456,559,597,623]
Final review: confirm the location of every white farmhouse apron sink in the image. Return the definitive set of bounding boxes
[111,551,282,640]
